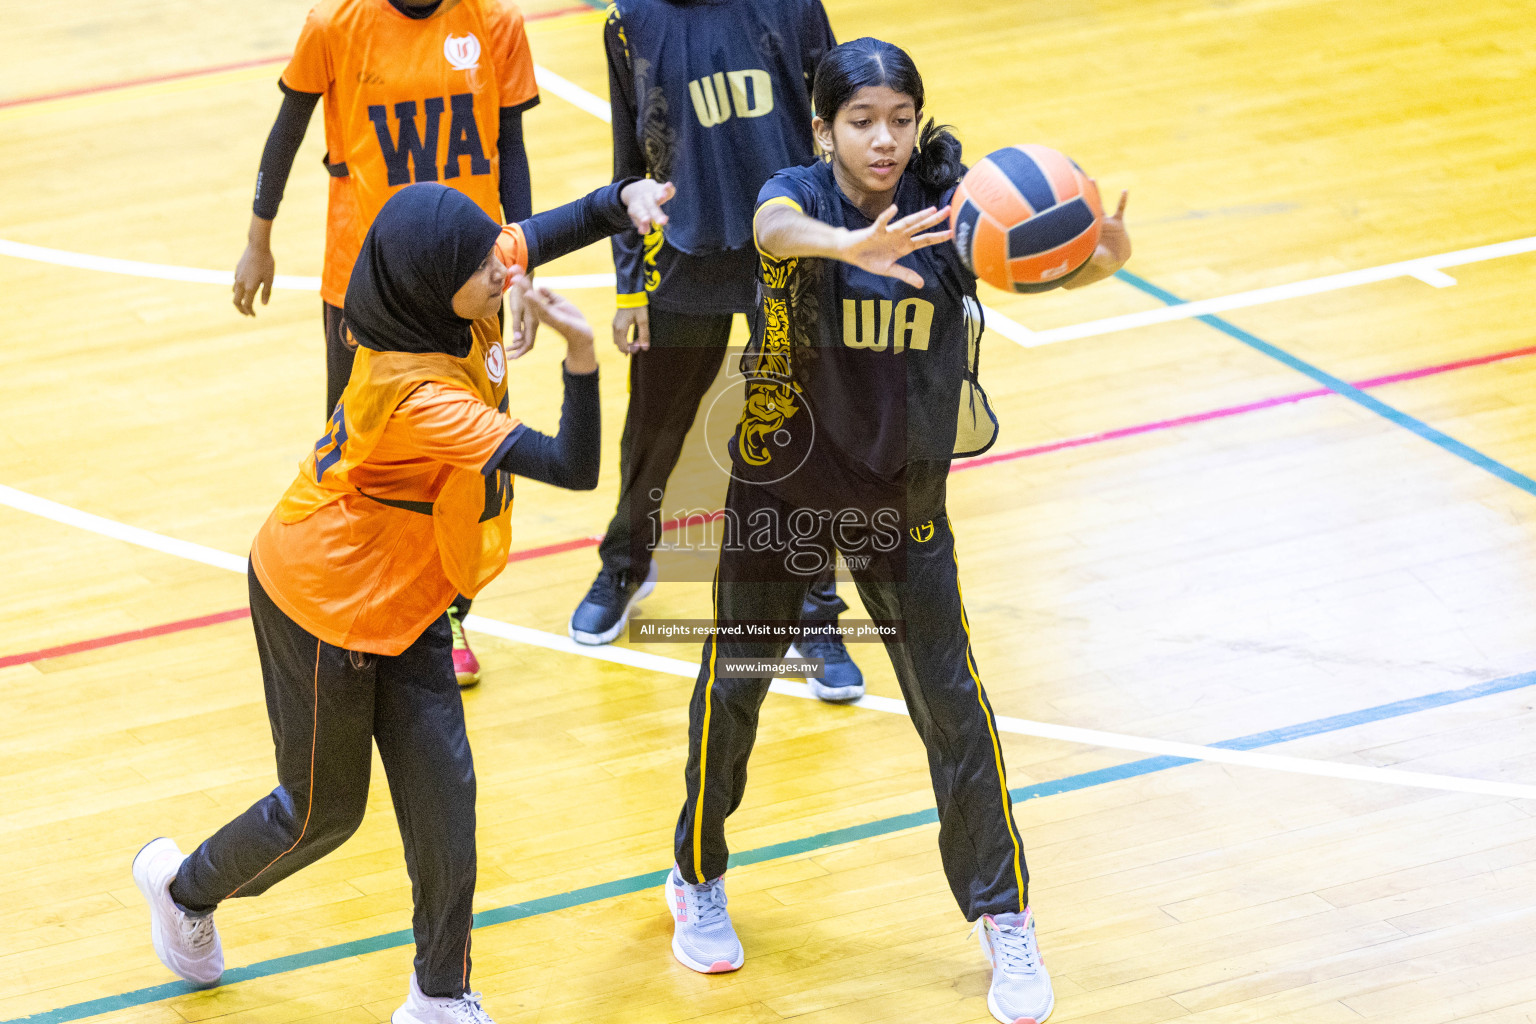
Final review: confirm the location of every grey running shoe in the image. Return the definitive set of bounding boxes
[976,909,1054,1023]
[391,972,495,1024]
[664,866,744,973]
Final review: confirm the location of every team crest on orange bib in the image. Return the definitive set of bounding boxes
[444,34,481,71]
[484,340,505,384]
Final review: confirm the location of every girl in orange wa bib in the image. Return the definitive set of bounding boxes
[134,176,671,1024]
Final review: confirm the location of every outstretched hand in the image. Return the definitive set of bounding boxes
[1063,188,1131,290]
[1097,189,1131,267]
[621,179,676,236]
[835,205,952,288]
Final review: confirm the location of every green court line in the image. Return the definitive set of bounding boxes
[8,668,1534,1024]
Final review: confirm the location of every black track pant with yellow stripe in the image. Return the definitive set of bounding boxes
[673,481,1030,920]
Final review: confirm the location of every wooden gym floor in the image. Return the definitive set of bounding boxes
[3,0,1536,1021]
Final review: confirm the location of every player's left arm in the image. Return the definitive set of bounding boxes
[487,0,538,221]
[604,5,654,353]
[1063,189,1131,289]
[487,1,542,353]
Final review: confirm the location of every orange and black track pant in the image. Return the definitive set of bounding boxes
[170,566,479,998]
[672,480,1029,920]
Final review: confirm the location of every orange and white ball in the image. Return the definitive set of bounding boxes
[950,145,1103,293]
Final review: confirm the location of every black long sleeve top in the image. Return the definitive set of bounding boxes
[475,180,640,490]
[488,366,599,490]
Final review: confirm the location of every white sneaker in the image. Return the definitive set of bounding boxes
[131,838,224,986]
[392,972,495,1024]
[976,909,1054,1024]
[664,867,744,973]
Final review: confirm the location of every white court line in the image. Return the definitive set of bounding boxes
[5,60,1536,346]
[532,63,613,123]
[10,230,1532,351]
[1019,235,1536,347]
[0,484,247,574]
[0,238,605,294]
[4,481,1531,802]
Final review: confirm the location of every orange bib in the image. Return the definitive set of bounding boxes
[276,318,515,598]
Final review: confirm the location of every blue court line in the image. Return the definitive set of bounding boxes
[1115,270,1536,499]
[9,667,1535,1024]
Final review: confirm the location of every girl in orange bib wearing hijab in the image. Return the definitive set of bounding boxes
[135,176,672,1024]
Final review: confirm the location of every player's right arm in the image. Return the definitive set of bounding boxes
[234,9,331,317]
[752,177,951,289]
[234,86,320,315]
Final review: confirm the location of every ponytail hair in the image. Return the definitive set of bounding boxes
[811,37,965,193]
[913,118,965,194]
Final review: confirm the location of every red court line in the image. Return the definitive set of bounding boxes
[508,511,725,563]
[0,5,595,111]
[6,345,1532,670]
[508,535,603,563]
[0,608,251,670]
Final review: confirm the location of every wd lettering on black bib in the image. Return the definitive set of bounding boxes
[611,0,832,254]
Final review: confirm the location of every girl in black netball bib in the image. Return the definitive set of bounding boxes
[664,37,1130,1024]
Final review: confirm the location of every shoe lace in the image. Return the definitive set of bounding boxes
[446,607,467,647]
[447,991,492,1024]
[796,623,852,663]
[585,568,631,606]
[972,916,1040,975]
[685,877,730,930]
[179,914,217,953]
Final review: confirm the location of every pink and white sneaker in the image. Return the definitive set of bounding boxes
[664,866,743,973]
[447,606,480,688]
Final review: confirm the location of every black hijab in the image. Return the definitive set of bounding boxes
[344,183,501,359]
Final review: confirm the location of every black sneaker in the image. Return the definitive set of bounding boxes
[569,562,658,645]
[788,621,865,702]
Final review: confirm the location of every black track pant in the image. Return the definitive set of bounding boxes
[673,480,1029,920]
[595,307,840,610]
[171,568,478,997]
[597,307,733,578]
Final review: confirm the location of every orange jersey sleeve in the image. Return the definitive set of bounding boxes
[390,382,520,473]
[484,0,539,108]
[281,7,333,95]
